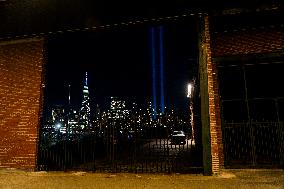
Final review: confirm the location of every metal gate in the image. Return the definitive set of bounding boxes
[222,120,284,167]
[218,57,284,168]
[38,119,202,173]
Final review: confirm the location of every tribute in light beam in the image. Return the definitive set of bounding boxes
[150,27,157,119]
[159,26,165,114]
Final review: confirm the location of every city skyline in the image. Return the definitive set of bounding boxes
[41,71,191,135]
[43,21,197,113]
[41,74,191,145]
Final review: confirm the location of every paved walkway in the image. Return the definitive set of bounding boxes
[0,169,283,189]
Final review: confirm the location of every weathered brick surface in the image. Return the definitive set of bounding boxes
[203,16,224,174]
[212,27,284,57]
[0,38,44,170]
[210,20,284,170]
[212,62,224,169]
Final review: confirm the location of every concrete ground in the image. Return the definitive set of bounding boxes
[0,169,283,189]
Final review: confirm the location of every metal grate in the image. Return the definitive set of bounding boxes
[223,121,284,168]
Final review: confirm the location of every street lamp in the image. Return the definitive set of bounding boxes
[187,83,192,98]
[187,82,195,141]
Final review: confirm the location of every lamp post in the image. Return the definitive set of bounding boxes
[187,82,195,141]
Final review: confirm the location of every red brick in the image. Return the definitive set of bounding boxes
[203,15,224,174]
[212,28,284,57]
[0,38,44,170]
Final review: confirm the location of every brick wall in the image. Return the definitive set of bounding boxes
[210,19,284,170]
[210,17,284,171]
[0,38,45,170]
[212,61,224,170]
[203,15,224,174]
[212,26,284,57]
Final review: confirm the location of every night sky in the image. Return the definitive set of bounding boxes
[44,19,197,112]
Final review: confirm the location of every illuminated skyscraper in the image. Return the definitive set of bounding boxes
[109,97,128,120]
[95,104,101,121]
[51,105,66,133]
[68,108,80,134]
[79,72,91,130]
[146,101,153,123]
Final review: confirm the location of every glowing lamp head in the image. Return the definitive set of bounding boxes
[187,83,192,98]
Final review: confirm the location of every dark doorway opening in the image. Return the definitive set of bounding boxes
[37,17,203,173]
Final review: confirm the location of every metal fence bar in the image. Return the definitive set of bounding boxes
[38,125,203,173]
[222,121,284,168]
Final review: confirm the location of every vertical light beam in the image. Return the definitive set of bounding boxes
[159,26,165,114]
[151,27,157,119]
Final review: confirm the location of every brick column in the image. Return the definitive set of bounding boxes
[0,38,45,170]
[198,14,224,175]
[212,60,224,170]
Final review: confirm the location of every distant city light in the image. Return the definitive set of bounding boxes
[55,123,61,130]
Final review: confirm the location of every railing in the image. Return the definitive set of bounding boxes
[37,129,203,173]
